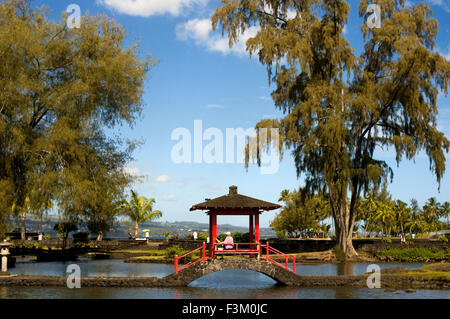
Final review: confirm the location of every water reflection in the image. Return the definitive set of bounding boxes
[11,258,424,278]
[336,263,355,276]
[4,258,448,299]
[11,258,174,278]
[1,286,449,299]
[189,269,276,289]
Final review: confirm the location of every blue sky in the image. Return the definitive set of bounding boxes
[35,0,450,228]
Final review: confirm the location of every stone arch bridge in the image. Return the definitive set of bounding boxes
[160,258,301,286]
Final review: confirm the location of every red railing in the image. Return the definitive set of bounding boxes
[174,242,207,274]
[213,242,260,255]
[261,242,296,273]
[174,241,296,274]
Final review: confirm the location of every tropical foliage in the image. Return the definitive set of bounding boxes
[271,188,331,238]
[213,0,450,257]
[274,185,449,239]
[358,194,450,237]
[117,190,163,238]
[54,221,78,249]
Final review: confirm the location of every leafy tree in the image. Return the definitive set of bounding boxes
[271,188,330,238]
[373,198,396,237]
[440,201,450,226]
[393,200,410,239]
[64,143,133,241]
[0,0,152,235]
[54,221,78,249]
[405,198,428,236]
[357,185,392,235]
[422,197,443,231]
[213,0,450,257]
[117,190,163,238]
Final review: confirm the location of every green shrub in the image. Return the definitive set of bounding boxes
[197,232,208,241]
[375,247,450,262]
[232,232,250,243]
[333,245,346,262]
[43,235,51,240]
[381,237,392,244]
[19,240,34,249]
[439,236,448,242]
[164,245,193,263]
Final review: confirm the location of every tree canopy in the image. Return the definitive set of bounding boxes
[0,0,153,238]
[212,0,450,257]
[117,190,163,238]
[271,188,330,238]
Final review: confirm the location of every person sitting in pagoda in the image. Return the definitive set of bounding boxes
[218,232,234,250]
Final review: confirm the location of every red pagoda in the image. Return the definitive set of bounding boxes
[190,185,281,258]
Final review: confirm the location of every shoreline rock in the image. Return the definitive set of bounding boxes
[0,273,448,289]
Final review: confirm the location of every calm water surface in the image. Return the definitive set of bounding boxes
[2,258,449,299]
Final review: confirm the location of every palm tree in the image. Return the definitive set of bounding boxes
[374,199,396,237]
[117,190,163,238]
[439,202,450,227]
[423,197,441,231]
[394,200,411,239]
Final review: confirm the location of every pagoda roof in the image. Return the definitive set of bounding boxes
[190,186,282,212]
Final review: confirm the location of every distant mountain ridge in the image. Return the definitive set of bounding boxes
[9,216,276,239]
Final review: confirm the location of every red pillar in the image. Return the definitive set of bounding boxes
[249,214,254,244]
[209,213,217,258]
[255,213,260,243]
[208,213,213,257]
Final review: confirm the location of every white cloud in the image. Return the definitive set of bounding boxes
[259,96,272,101]
[124,163,151,182]
[175,6,301,56]
[176,18,260,56]
[155,174,172,183]
[162,194,177,201]
[98,0,209,17]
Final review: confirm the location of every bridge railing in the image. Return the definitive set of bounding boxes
[173,241,296,274]
[261,242,296,273]
[174,242,207,274]
[213,242,260,255]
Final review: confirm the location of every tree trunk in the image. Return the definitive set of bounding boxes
[39,213,43,235]
[21,207,26,241]
[336,224,357,258]
[331,194,358,258]
[135,221,139,238]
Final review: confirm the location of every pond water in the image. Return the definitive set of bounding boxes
[10,257,424,278]
[2,258,449,299]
